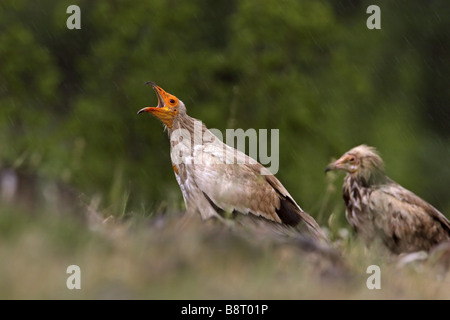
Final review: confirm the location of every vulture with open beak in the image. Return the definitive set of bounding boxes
[137,82,327,242]
[326,145,450,254]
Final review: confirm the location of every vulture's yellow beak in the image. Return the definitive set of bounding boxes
[137,82,179,128]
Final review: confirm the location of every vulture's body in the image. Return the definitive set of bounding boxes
[326,145,450,254]
[138,82,327,242]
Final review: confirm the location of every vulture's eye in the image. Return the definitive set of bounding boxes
[169,99,176,104]
[348,156,356,163]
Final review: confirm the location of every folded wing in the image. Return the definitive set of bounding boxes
[187,141,325,240]
[369,182,450,253]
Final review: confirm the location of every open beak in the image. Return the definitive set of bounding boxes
[137,81,165,114]
[137,82,178,128]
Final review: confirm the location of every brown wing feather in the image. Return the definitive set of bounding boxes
[263,171,325,235]
[369,182,450,253]
[189,153,281,222]
[189,143,325,240]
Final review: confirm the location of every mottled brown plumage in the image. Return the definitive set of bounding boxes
[326,145,450,254]
[138,82,327,242]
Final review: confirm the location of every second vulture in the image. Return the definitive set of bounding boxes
[326,145,450,254]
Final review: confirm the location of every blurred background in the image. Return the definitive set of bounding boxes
[1,0,448,223]
[0,0,449,299]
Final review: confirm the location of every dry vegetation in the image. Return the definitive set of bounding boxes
[1,194,449,300]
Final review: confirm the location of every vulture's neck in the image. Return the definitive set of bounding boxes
[348,168,388,188]
[169,114,201,135]
[167,114,218,154]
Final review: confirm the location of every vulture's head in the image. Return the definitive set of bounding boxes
[137,82,186,128]
[325,145,386,184]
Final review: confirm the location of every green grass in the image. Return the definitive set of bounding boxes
[0,201,449,300]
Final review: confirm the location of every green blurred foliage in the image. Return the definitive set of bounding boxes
[0,0,448,225]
